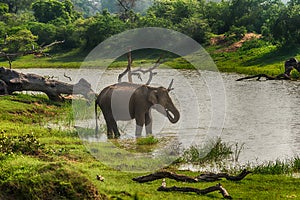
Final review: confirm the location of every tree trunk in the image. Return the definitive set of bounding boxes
[0,67,95,101]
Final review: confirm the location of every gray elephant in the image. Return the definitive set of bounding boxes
[95,82,180,139]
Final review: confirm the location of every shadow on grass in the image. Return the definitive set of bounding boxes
[242,45,300,67]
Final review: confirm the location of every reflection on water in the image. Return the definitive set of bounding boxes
[20,68,300,165]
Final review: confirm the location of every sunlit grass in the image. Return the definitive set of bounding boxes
[1,86,300,199]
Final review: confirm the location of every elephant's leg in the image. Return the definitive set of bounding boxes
[111,119,120,138]
[103,116,113,139]
[145,112,153,136]
[102,111,116,139]
[135,113,145,138]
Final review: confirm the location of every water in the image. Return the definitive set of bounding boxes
[19,68,300,166]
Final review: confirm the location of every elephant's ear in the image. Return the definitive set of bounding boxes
[148,90,158,105]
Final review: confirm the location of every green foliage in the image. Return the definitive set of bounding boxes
[239,38,267,51]
[137,12,172,28]
[136,136,159,145]
[0,133,45,156]
[0,2,8,16]
[176,17,210,43]
[181,138,233,164]
[0,160,103,199]
[4,29,37,53]
[253,157,300,175]
[148,0,198,24]
[271,2,300,44]
[32,0,79,24]
[225,25,247,41]
[0,0,35,13]
[28,22,57,45]
[83,12,126,49]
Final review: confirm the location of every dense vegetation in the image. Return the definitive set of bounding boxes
[0,0,300,53]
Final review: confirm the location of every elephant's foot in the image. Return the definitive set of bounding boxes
[135,125,143,138]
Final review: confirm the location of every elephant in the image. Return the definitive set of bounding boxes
[95,82,180,139]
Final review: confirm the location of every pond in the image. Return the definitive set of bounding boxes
[19,68,300,167]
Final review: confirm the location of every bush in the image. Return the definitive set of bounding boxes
[181,137,233,164]
[0,133,45,156]
[28,22,57,45]
[4,29,37,53]
[225,25,247,40]
[240,39,267,51]
[0,162,105,199]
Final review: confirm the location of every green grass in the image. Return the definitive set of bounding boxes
[0,94,300,199]
[208,39,300,76]
[2,37,300,79]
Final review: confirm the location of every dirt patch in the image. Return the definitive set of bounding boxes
[211,33,262,52]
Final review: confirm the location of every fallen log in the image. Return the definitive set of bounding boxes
[157,183,232,199]
[236,73,289,81]
[133,171,198,183]
[132,169,251,183]
[196,169,252,182]
[0,67,95,101]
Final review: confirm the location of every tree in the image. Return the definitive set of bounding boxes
[32,0,79,24]
[27,22,57,45]
[0,2,8,16]
[0,0,35,13]
[148,0,198,24]
[176,17,210,44]
[3,29,37,53]
[83,12,126,49]
[203,1,231,34]
[271,2,300,44]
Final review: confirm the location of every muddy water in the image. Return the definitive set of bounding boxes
[19,68,300,165]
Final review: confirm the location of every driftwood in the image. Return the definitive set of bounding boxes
[236,73,290,81]
[118,50,163,85]
[157,183,232,199]
[0,67,95,101]
[132,169,251,183]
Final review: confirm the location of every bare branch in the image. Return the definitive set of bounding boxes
[157,183,232,199]
[118,49,133,83]
[0,40,65,69]
[131,56,163,85]
[236,73,290,81]
[132,169,251,183]
[64,72,72,82]
[116,0,129,12]
[167,79,174,92]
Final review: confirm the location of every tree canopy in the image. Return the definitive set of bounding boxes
[0,0,298,53]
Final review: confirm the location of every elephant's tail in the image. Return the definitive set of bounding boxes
[95,100,98,132]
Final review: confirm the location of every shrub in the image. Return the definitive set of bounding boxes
[0,133,45,156]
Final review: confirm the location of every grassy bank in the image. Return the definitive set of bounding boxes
[0,94,300,199]
[2,38,300,78]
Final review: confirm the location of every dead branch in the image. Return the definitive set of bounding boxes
[118,49,133,82]
[133,171,198,183]
[132,169,251,183]
[117,0,130,13]
[117,51,163,85]
[0,67,95,101]
[167,79,174,91]
[236,73,289,81]
[157,183,232,199]
[64,72,72,81]
[0,40,65,69]
[196,169,252,182]
[131,56,162,85]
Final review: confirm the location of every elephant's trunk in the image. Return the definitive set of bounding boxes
[166,107,180,123]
